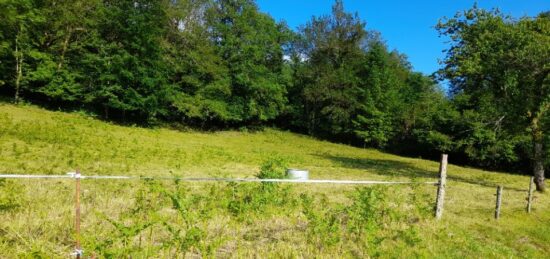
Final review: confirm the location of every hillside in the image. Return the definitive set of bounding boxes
[0,102,548,258]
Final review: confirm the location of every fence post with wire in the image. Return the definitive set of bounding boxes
[435,154,448,220]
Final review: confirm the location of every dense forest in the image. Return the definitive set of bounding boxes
[0,0,548,190]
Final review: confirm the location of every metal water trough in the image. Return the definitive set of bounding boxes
[286,169,309,180]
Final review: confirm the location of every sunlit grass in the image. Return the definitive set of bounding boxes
[0,102,548,258]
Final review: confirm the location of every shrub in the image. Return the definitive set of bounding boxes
[300,193,342,248]
[256,156,288,179]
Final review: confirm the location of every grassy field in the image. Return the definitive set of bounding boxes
[0,102,549,258]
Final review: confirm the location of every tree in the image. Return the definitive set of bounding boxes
[353,42,410,147]
[0,0,46,103]
[30,0,99,103]
[163,0,234,126]
[80,0,173,122]
[206,0,290,125]
[437,7,550,191]
[294,0,367,138]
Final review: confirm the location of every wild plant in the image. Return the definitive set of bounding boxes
[157,179,225,257]
[345,186,388,255]
[226,157,297,219]
[300,187,392,255]
[86,180,162,257]
[0,179,23,211]
[300,193,342,248]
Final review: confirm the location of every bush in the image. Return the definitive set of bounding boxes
[256,157,288,179]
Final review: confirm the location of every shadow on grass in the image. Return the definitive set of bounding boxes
[318,154,526,192]
[317,154,437,179]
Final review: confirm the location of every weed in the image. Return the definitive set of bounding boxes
[256,156,288,179]
[86,181,161,257]
[300,193,342,248]
[0,179,23,211]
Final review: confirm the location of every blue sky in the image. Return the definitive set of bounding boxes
[256,0,548,75]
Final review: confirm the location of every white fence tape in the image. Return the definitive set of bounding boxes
[0,174,438,185]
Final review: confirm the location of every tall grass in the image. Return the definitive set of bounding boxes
[0,102,549,257]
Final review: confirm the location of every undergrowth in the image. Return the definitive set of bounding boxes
[78,158,429,257]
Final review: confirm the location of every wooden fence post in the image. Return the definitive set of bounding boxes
[495,185,503,220]
[435,154,448,220]
[75,169,82,259]
[527,177,534,213]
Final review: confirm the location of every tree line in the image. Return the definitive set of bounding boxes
[0,0,548,191]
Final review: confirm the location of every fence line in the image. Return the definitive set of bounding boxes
[0,174,438,185]
[1,154,450,258]
[0,155,539,257]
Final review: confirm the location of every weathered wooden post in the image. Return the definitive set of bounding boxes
[495,185,503,220]
[435,154,448,220]
[527,177,534,213]
[74,169,82,259]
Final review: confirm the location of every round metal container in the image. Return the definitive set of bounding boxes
[286,169,309,180]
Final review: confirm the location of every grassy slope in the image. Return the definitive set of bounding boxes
[0,103,548,258]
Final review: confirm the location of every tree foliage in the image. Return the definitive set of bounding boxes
[437,6,550,191]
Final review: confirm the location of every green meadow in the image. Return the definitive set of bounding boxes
[0,103,548,258]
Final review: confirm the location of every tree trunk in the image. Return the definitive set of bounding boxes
[57,27,72,70]
[533,140,546,192]
[14,36,23,104]
[104,105,109,120]
[531,116,546,192]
